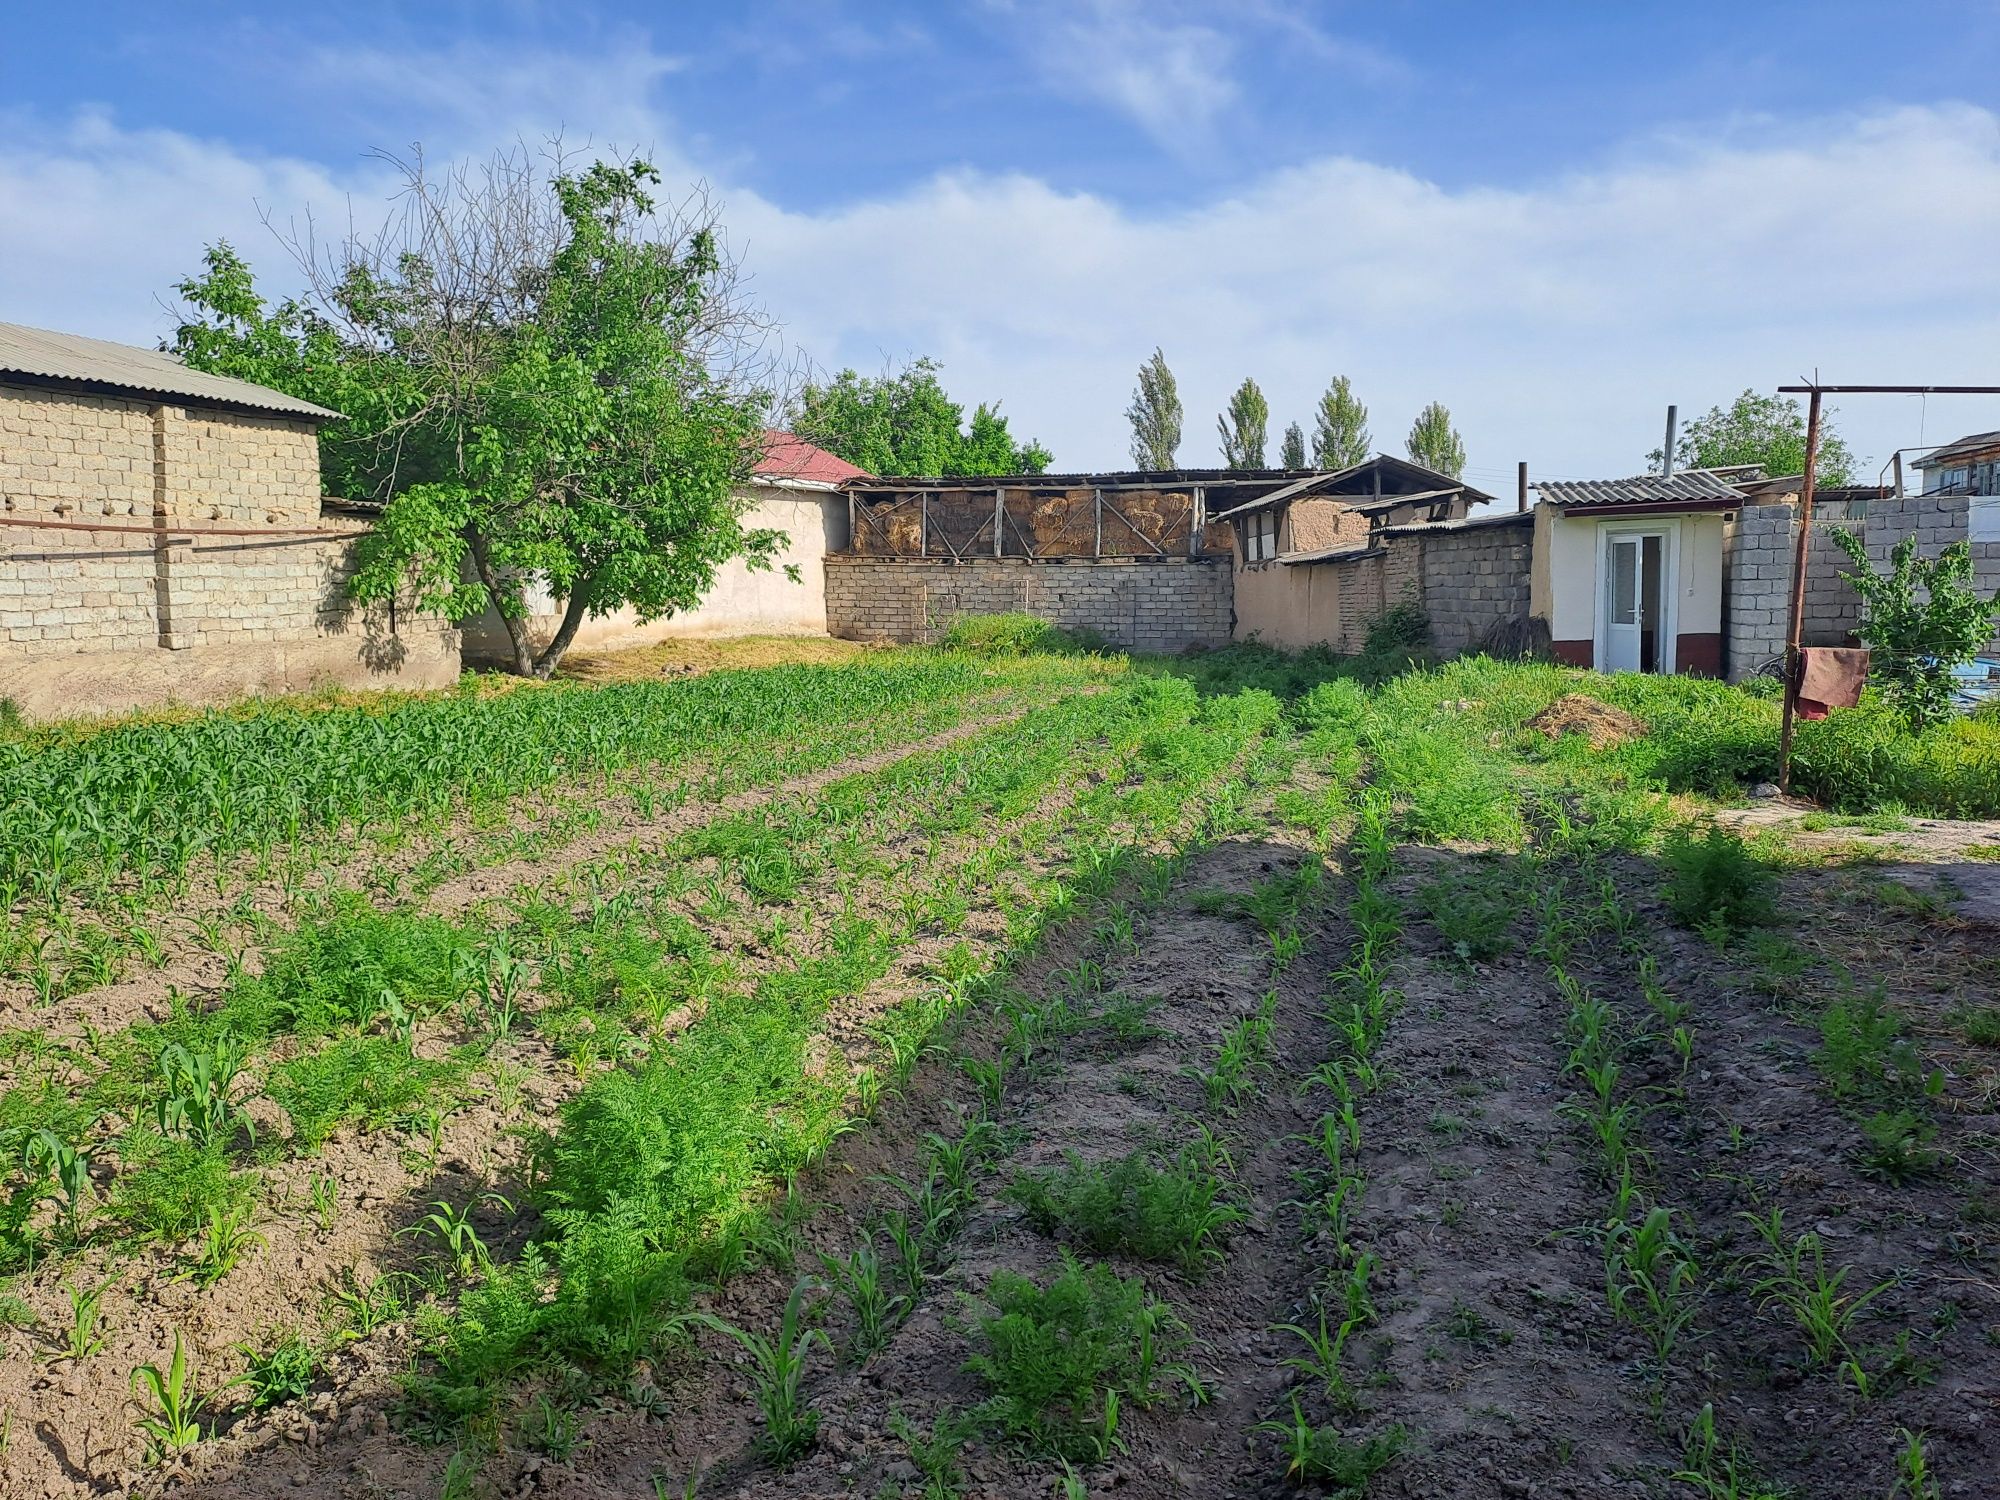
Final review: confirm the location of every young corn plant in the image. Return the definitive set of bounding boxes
[129,1332,210,1462]
[679,1278,828,1462]
[55,1277,113,1361]
[189,1202,266,1287]
[1741,1208,1896,1388]
[1603,1206,1701,1368]
[818,1237,910,1363]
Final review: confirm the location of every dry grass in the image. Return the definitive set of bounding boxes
[559,634,876,684]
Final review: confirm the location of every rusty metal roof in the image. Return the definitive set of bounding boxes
[1536,470,1744,509]
[0,321,340,420]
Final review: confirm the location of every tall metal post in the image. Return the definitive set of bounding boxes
[1517,461,1528,513]
[1776,387,1823,793]
[1663,405,1679,476]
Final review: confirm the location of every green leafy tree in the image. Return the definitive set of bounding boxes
[1830,528,2000,733]
[1279,421,1307,470]
[1127,348,1182,469]
[791,358,1050,476]
[1405,401,1466,479]
[1312,377,1370,470]
[1217,377,1269,468]
[173,150,779,680]
[1652,390,1856,484]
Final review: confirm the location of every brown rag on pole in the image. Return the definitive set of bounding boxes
[1796,646,1870,720]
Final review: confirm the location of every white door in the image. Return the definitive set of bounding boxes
[1603,535,1642,673]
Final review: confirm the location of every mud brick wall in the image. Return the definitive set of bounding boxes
[825,555,1232,652]
[1863,492,2000,655]
[1722,503,1867,680]
[0,380,457,719]
[1415,519,1534,656]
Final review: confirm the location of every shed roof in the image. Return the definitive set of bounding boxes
[1914,431,2000,470]
[1536,469,1744,510]
[1210,455,1494,521]
[845,467,1325,492]
[0,321,340,421]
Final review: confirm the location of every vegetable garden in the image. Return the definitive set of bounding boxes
[0,641,1994,1499]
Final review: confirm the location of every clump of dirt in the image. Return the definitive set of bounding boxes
[1527,693,1644,749]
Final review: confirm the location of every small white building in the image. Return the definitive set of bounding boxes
[1530,471,1740,676]
[461,431,866,665]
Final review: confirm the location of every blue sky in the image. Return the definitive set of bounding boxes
[6,2,2000,483]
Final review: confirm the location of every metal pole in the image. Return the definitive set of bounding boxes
[1517,461,1528,514]
[1892,452,1904,502]
[1776,387,1823,793]
[1663,405,1679,476]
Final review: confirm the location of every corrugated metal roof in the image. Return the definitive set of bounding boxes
[0,321,340,421]
[1914,431,2000,470]
[1536,470,1743,508]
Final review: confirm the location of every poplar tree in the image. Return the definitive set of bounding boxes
[1312,377,1371,470]
[1217,377,1269,468]
[1280,422,1307,469]
[1126,348,1183,469]
[1405,401,1467,479]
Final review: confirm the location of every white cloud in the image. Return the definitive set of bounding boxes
[5,78,2000,483]
[1000,0,1240,154]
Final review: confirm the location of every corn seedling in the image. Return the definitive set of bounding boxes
[1603,1207,1701,1367]
[818,1237,910,1362]
[1741,1208,1895,1376]
[129,1332,209,1461]
[54,1277,112,1361]
[679,1278,827,1461]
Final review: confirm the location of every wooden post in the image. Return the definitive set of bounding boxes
[1093,488,1103,558]
[1777,387,1823,793]
[1190,485,1204,557]
[993,487,1004,557]
[920,493,929,559]
[1517,461,1528,514]
[846,491,856,555]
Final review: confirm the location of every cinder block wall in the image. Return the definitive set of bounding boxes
[1864,493,2000,655]
[825,555,1232,652]
[1415,521,1534,656]
[0,382,457,721]
[1722,503,1866,680]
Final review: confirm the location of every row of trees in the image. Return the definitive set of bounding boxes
[1126,350,1467,479]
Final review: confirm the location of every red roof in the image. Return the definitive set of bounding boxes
[753,430,869,486]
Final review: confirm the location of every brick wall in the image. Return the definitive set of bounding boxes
[1412,517,1535,656]
[1,380,456,719]
[826,555,1232,652]
[1723,503,1866,680]
[1864,493,2000,655]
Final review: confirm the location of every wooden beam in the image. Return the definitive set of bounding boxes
[1100,492,1166,555]
[1093,487,1103,558]
[1190,485,1204,557]
[994,487,1004,558]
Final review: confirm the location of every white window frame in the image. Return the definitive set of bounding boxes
[1243,509,1280,562]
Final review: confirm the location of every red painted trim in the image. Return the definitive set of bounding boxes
[1675,632,1723,677]
[1552,639,1593,668]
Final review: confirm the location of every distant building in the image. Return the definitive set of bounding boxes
[0,320,455,721]
[459,430,867,666]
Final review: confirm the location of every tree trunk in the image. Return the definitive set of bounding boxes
[533,581,596,680]
[464,526,536,677]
